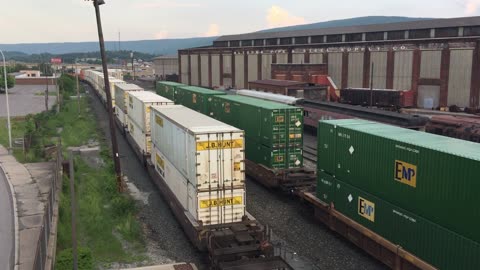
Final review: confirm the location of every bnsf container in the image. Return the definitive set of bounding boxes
[150,105,245,190]
[332,178,480,270]
[317,119,480,243]
[176,86,226,115]
[156,81,185,101]
[127,91,174,135]
[152,145,246,225]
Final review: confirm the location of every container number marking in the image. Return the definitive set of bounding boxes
[196,139,243,151]
[358,196,375,222]
[200,196,243,208]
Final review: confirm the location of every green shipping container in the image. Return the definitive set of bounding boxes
[317,119,480,244]
[333,178,480,270]
[316,170,335,204]
[211,95,303,148]
[156,81,185,101]
[245,137,287,169]
[176,86,226,115]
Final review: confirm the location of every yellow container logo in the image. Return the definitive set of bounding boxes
[192,93,197,104]
[155,115,163,127]
[155,154,165,169]
[234,162,241,171]
[200,196,243,208]
[196,139,243,151]
[394,160,417,188]
[358,196,375,222]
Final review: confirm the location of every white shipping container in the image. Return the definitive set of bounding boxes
[151,105,245,191]
[152,145,246,225]
[127,116,152,154]
[115,105,127,127]
[114,83,144,114]
[128,92,174,134]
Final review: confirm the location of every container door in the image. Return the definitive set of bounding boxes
[196,189,245,225]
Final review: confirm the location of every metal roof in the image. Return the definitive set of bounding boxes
[216,16,480,42]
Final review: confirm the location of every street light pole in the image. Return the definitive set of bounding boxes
[0,49,12,153]
[130,52,135,80]
[90,0,124,192]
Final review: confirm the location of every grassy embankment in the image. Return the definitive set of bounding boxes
[0,75,146,269]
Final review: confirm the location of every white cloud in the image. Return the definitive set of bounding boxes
[203,24,220,37]
[154,31,169,39]
[266,5,306,28]
[134,1,200,9]
[465,0,480,14]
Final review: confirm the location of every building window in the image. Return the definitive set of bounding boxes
[242,40,253,47]
[295,36,308,45]
[266,38,278,46]
[254,39,264,46]
[230,41,240,47]
[326,34,342,43]
[409,29,431,39]
[280,37,292,45]
[435,27,458,38]
[464,26,480,36]
[213,41,228,47]
[311,35,324,44]
[345,33,363,42]
[366,32,384,41]
[387,31,405,40]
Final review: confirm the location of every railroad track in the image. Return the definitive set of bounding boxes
[303,145,317,163]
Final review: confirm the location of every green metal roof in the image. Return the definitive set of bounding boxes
[157,81,185,86]
[178,86,225,95]
[322,119,480,160]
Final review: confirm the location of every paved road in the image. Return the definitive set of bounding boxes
[0,166,14,270]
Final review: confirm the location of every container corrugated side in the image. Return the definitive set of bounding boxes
[334,178,480,270]
[176,86,226,115]
[128,92,174,134]
[245,137,287,169]
[319,119,480,243]
[156,81,185,102]
[316,170,335,204]
[127,116,152,154]
[114,105,126,127]
[151,105,245,191]
[152,145,245,225]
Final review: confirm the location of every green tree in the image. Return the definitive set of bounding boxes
[0,70,15,91]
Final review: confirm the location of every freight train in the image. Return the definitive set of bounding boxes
[83,70,293,270]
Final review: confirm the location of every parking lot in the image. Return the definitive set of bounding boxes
[0,85,57,117]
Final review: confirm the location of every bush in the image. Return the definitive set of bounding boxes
[56,247,94,270]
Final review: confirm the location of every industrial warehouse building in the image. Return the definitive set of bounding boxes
[179,16,480,108]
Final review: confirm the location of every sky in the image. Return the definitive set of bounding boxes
[1,0,480,44]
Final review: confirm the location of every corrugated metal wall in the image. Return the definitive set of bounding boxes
[190,54,199,86]
[235,54,245,88]
[310,53,323,64]
[328,53,343,87]
[211,54,220,88]
[420,50,442,79]
[248,54,258,83]
[370,51,388,89]
[180,55,189,83]
[223,54,232,87]
[200,54,209,87]
[262,54,273,80]
[393,51,413,90]
[348,52,364,88]
[277,53,288,64]
[292,53,305,64]
[448,49,473,107]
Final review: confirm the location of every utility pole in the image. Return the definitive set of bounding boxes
[370,62,374,108]
[76,60,80,115]
[130,52,135,80]
[55,70,60,113]
[0,49,12,153]
[91,0,124,192]
[45,62,49,111]
[69,150,78,270]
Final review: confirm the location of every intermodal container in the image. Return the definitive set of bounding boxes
[151,145,246,225]
[150,105,245,191]
[332,178,480,270]
[245,137,287,169]
[155,81,185,101]
[175,86,226,115]
[115,83,143,114]
[317,119,480,243]
[127,91,174,135]
[127,116,152,154]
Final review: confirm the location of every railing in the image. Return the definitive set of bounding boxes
[32,142,63,270]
